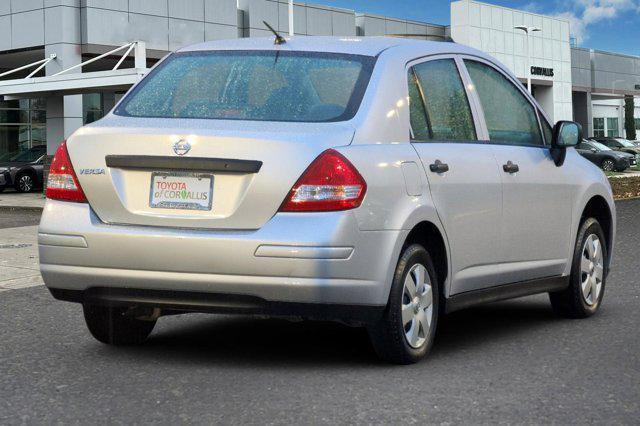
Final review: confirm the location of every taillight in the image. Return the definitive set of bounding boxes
[279,149,366,212]
[46,141,87,203]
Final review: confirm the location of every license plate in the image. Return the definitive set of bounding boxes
[149,172,213,211]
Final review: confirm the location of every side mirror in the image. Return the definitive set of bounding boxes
[550,121,582,166]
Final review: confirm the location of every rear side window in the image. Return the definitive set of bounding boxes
[465,60,543,146]
[115,51,375,123]
[408,59,476,141]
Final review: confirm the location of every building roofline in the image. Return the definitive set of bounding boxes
[452,0,571,24]
[355,12,446,28]
[571,46,640,60]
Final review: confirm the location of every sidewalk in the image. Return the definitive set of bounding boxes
[0,191,45,211]
[610,170,640,178]
[0,225,42,291]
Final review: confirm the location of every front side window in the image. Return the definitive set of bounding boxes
[591,141,611,151]
[115,51,375,123]
[539,111,553,145]
[408,59,476,141]
[465,60,543,146]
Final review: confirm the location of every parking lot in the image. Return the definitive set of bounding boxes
[0,199,639,424]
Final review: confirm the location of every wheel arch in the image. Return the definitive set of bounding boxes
[401,220,450,300]
[15,166,36,179]
[580,194,614,269]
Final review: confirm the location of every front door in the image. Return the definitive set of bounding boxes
[463,59,573,284]
[576,141,599,165]
[407,57,503,295]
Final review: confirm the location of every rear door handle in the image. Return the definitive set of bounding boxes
[429,160,449,173]
[503,161,519,174]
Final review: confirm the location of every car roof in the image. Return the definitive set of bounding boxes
[178,36,481,58]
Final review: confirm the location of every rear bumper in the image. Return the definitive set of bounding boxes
[48,287,385,324]
[0,171,10,186]
[39,200,405,309]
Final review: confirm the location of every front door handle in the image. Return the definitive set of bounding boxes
[429,160,449,173]
[503,161,519,174]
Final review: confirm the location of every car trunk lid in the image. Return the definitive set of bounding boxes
[67,118,355,230]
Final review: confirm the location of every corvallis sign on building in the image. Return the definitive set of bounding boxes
[531,66,554,77]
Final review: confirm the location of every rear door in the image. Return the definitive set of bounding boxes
[407,56,503,295]
[462,58,574,283]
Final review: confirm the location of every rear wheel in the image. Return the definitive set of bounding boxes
[83,304,156,345]
[600,159,615,172]
[368,244,439,364]
[14,173,35,193]
[549,218,607,318]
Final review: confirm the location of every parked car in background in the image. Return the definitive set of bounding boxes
[592,137,640,159]
[577,139,636,172]
[0,145,46,193]
[39,37,616,364]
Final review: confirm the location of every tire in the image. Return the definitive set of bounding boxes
[601,159,615,172]
[368,244,439,364]
[0,185,4,193]
[14,173,35,193]
[83,304,156,345]
[549,218,607,318]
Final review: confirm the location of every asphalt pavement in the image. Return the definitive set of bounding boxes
[0,200,639,424]
[0,209,42,229]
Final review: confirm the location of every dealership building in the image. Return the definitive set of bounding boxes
[0,0,639,160]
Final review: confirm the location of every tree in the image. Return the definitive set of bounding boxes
[624,96,636,141]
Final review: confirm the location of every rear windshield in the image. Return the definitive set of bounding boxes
[115,50,376,123]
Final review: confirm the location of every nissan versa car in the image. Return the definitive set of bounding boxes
[39,37,616,364]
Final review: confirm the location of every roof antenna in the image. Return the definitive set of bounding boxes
[263,21,286,45]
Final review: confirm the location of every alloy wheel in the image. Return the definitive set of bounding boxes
[601,160,614,172]
[401,263,433,348]
[18,175,33,192]
[580,234,604,306]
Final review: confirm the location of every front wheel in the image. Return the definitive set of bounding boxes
[601,159,615,172]
[549,218,607,318]
[368,244,439,364]
[83,304,156,345]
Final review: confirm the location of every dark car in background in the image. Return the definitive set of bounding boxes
[0,146,46,193]
[592,137,640,159]
[577,139,636,172]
